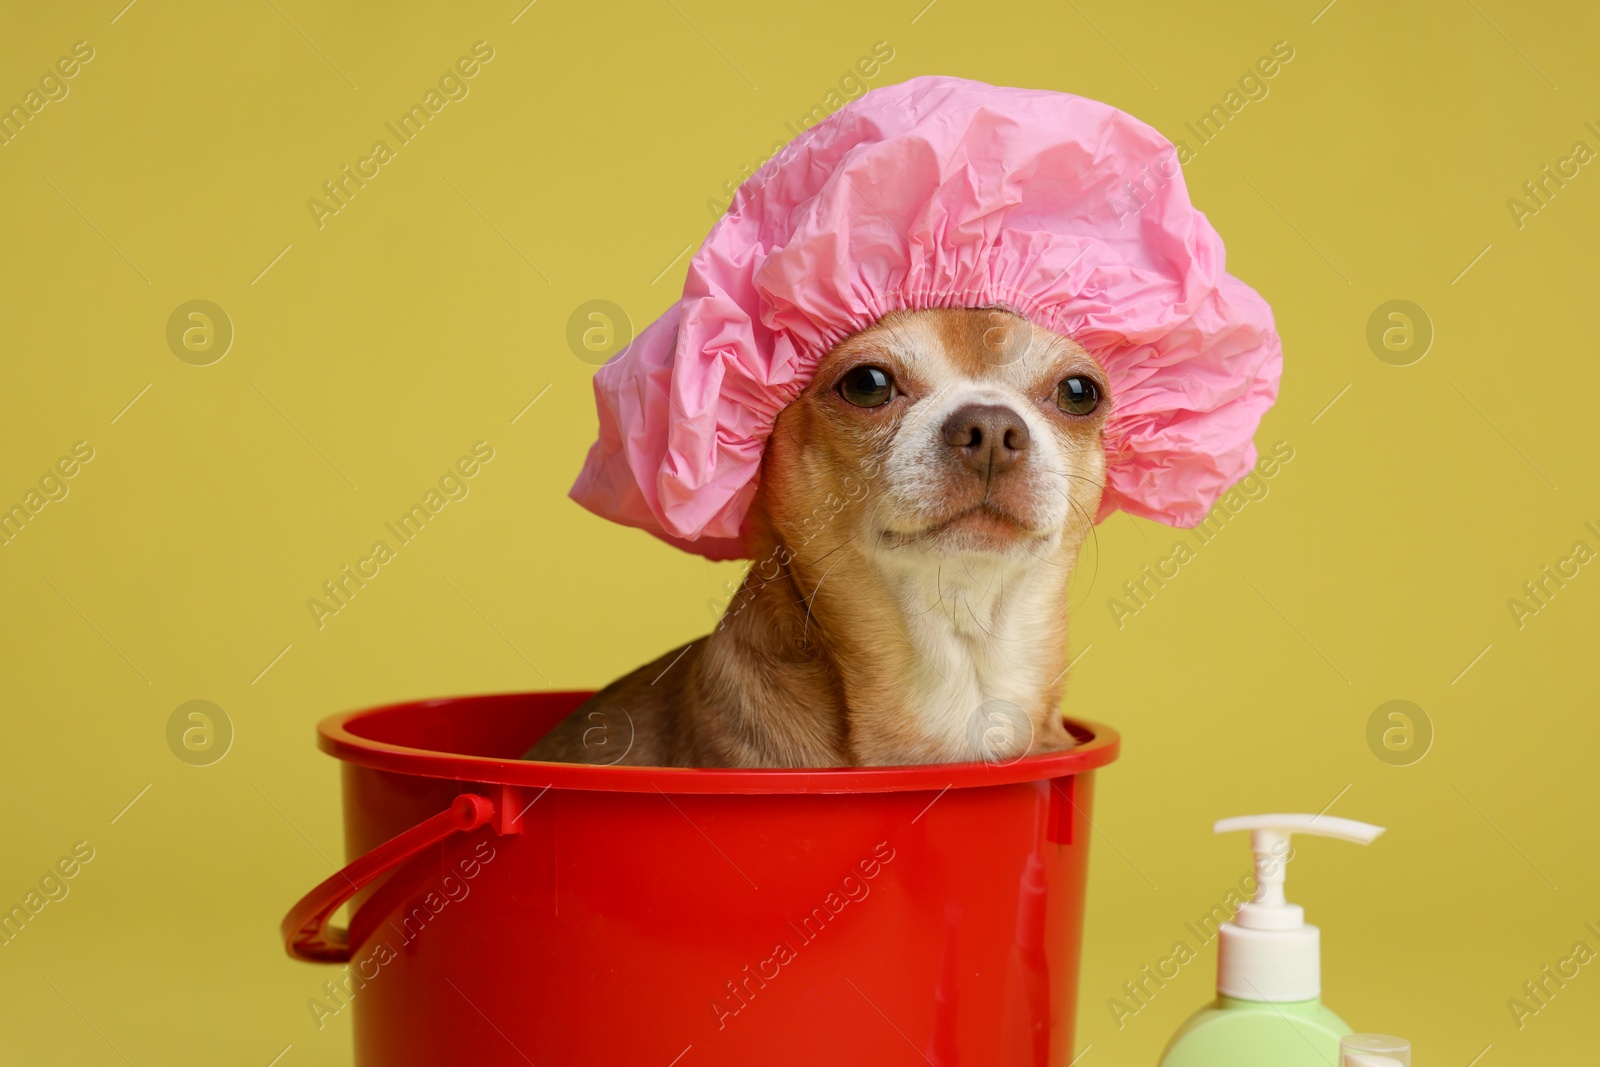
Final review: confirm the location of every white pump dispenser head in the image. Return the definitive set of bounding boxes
[1213,813,1384,1002]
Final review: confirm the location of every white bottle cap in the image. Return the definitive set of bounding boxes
[1341,1033,1411,1066]
[1213,813,1384,1002]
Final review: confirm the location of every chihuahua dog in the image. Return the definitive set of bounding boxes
[526,307,1109,768]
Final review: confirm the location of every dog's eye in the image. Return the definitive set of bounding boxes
[838,365,895,408]
[1055,376,1100,416]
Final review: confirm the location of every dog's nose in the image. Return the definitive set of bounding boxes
[941,403,1030,477]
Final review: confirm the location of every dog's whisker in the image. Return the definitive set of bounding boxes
[796,538,851,571]
[799,552,851,645]
[963,597,996,639]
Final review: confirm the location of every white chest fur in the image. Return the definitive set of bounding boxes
[871,544,1065,760]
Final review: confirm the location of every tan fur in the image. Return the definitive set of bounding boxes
[527,308,1108,768]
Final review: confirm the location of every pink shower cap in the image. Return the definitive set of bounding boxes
[572,75,1282,560]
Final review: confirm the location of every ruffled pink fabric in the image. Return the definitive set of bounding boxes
[572,76,1282,560]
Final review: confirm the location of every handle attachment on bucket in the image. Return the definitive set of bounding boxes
[280,792,495,963]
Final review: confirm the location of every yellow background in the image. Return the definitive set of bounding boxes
[2,0,1596,1063]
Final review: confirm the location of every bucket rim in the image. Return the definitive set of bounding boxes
[316,690,1119,794]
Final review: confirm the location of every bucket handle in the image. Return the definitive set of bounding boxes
[280,792,495,963]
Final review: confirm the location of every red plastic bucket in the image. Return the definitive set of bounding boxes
[281,690,1119,1066]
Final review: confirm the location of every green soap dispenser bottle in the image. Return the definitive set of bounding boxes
[1158,813,1386,1067]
